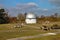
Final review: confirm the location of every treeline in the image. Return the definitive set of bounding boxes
[37,13,60,23]
[0,8,17,24]
[17,13,60,23]
[0,8,60,24]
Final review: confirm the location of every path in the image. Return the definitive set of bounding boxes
[7,31,60,40]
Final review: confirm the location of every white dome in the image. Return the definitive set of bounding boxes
[26,13,36,18]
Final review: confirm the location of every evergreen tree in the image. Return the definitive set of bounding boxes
[0,8,9,24]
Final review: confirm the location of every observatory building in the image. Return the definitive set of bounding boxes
[25,13,36,24]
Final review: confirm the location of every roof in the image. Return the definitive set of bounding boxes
[26,13,36,18]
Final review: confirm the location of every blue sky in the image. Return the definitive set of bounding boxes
[0,0,60,16]
[0,0,53,8]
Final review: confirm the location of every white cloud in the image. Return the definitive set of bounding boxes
[7,2,39,16]
[16,2,38,10]
[7,2,60,17]
[43,9,48,11]
[49,0,60,6]
[27,2,38,6]
[0,4,3,8]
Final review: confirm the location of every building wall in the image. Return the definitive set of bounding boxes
[25,18,36,24]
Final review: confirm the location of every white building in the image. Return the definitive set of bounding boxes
[25,13,36,24]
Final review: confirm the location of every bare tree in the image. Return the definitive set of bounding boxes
[17,13,25,23]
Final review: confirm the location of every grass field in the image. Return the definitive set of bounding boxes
[0,22,60,40]
[26,34,60,40]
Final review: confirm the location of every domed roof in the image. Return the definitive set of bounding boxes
[26,13,36,18]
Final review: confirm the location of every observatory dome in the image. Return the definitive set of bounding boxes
[26,13,36,18]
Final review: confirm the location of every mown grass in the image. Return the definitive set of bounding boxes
[27,34,60,40]
[0,24,48,40]
[0,22,60,40]
[0,31,42,40]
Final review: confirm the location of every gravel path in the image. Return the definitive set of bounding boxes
[7,32,60,40]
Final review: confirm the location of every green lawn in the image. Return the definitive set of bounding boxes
[27,34,60,40]
[0,22,60,40]
[0,24,47,40]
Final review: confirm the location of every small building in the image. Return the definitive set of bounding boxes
[25,13,36,24]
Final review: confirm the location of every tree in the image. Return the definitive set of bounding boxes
[54,13,58,18]
[0,8,9,24]
[17,13,25,23]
